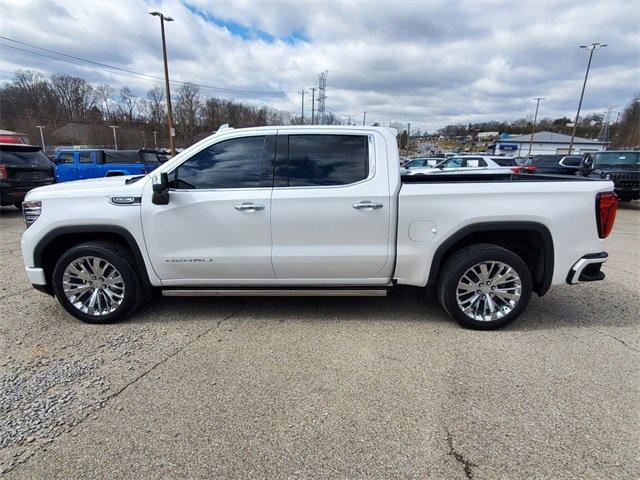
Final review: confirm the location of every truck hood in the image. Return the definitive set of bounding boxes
[25,175,148,200]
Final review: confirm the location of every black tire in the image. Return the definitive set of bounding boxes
[52,241,143,324]
[437,244,532,330]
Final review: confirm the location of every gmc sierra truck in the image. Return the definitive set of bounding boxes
[20,126,618,329]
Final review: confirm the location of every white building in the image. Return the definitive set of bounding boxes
[493,131,608,156]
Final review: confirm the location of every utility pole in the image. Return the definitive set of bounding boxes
[568,42,607,155]
[347,116,351,126]
[152,130,159,150]
[298,89,306,124]
[310,87,317,125]
[528,97,545,155]
[150,11,176,155]
[35,125,45,150]
[362,111,367,126]
[109,125,119,150]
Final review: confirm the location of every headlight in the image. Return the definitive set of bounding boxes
[22,201,42,228]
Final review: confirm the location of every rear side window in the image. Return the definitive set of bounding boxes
[79,152,94,164]
[491,157,518,166]
[465,158,487,167]
[104,151,139,164]
[286,135,369,186]
[57,152,74,164]
[174,136,266,189]
[0,147,52,166]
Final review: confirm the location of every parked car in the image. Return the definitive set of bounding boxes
[21,126,616,330]
[0,142,55,209]
[400,157,440,174]
[520,155,582,175]
[580,151,639,201]
[53,149,161,182]
[404,155,524,175]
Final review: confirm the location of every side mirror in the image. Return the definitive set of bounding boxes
[152,172,170,205]
[559,157,580,169]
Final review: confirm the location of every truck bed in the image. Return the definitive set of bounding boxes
[401,172,600,183]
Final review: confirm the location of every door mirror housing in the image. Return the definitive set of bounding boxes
[152,172,170,205]
[559,157,581,169]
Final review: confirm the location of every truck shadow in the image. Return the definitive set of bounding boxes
[128,284,637,332]
[0,206,23,218]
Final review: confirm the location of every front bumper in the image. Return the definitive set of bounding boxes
[566,252,608,284]
[26,267,46,285]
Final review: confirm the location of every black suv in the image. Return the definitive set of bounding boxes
[581,151,640,201]
[0,144,55,209]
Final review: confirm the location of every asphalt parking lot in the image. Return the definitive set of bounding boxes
[0,203,638,479]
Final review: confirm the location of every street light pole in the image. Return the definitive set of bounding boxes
[109,125,119,150]
[362,111,367,126]
[35,125,45,150]
[528,97,545,155]
[298,89,305,124]
[150,11,176,156]
[310,87,316,125]
[153,130,159,150]
[568,42,607,155]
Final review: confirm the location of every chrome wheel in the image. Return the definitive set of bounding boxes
[456,261,522,322]
[62,256,125,316]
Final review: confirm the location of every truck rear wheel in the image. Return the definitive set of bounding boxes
[52,241,142,324]
[437,244,532,330]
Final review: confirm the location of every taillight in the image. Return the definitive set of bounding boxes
[0,164,7,180]
[510,166,535,173]
[596,192,618,238]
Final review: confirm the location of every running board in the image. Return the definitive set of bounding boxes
[162,288,388,297]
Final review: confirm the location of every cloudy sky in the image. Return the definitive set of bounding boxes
[0,0,638,130]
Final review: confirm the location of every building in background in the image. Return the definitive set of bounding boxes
[493,131,608,156]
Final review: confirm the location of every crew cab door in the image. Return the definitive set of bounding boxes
[141,133,276,284]
[77,151,98,179]
[270,131,391,281]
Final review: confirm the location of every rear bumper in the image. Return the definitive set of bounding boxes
[566,252,608,284]
[0,180,54,204]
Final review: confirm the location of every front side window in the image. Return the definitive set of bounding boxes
[174,136,266,189]
[57,152,74,164]
[438,157,464,168]
[286,134,369,186]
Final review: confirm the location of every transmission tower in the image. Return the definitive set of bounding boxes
[317,71,328,125]
[597,106,613,142]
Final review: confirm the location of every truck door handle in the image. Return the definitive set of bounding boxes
[234,203,265,211]
[352,201,383,210]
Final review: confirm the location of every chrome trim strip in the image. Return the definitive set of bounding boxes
[162,289,388,297]
[568,256,608,284]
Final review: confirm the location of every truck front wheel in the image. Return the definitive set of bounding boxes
[52,241,142,323]
[437,244,532,330]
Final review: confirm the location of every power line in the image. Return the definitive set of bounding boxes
[0,35,289,96]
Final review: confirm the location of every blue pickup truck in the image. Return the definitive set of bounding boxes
[53,149,161,182]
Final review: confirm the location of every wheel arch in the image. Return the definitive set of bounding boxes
[34,225,153,299]
[427,221,554,296]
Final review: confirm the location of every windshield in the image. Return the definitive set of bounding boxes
[594,152,639,167]
[0,146,52,166]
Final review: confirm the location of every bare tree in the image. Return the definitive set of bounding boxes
[95,84,114,121]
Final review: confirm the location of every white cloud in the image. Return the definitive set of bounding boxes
[0,0,638,130]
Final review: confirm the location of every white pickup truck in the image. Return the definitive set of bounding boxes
[20,126,618,329]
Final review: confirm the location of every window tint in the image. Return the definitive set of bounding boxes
[175,136,266,189]
[104,150,140,164]
[57,152,74,164]
[491,157,518,166]
[0,147,52,166]
[286,135,368,186]
[79,152,93,164]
